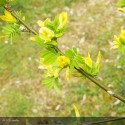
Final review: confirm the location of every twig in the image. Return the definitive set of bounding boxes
[3,6,125,103]
[77,68,125,103]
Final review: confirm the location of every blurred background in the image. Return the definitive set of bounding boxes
[0,0,125,117]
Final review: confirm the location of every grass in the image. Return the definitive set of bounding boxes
[0,89,30,116]
[0,0,125,117]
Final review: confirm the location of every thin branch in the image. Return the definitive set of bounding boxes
[3,6,125,103]
[77,68,125,103]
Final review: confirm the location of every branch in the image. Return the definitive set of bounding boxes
[4,6,125,103]
[76,68,125,103]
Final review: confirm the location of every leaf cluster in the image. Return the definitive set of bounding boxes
[2,23,20,42]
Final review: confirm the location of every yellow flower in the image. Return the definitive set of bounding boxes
[56,56,70,68]
[39,27,54,42]
[111,35,121,49]
[58,12,67,28]
[84,53,92,68]
[37,18,50,28]
[0,10,16,23]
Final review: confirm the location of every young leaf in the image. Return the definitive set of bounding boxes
[42,77,60,93]
[65,48,84,72]
[40,48,58,65]
[53,15,59,27]
[2,24,20,42]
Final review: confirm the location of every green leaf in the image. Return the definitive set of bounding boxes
[40,48,58,65]
[47,40,57,46]
[65,49,75,59]
[82,60,100,76]
[34,36,45,46]
[70,61,75,72]
[73,47,77,54]
[42,77,60,93]
[2,24,20,42]
[54,78,61,93]
[53,15,59,27]
[118,45,125,53]
[55,32,63,37]
[46,22,55,31]
[65,48,84,72]
[117,0,125,7]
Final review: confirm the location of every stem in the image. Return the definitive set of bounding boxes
[4,6,125,103]
[76,68,125,103]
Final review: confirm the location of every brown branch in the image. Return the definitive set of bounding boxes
[3,5,125,103]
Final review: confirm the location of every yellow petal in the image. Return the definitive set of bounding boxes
[118,8,125,13]
[96,51,101,65]
[0,16,7,21]
[84,53,92,68]
[73,104,80,117]
[0,10,16,23]
[37,20,44,27]
[120,29,125,37]
[37,18,50,27]
[58,12,67,28]
[39,27,54,42]
[56,56,70,68]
